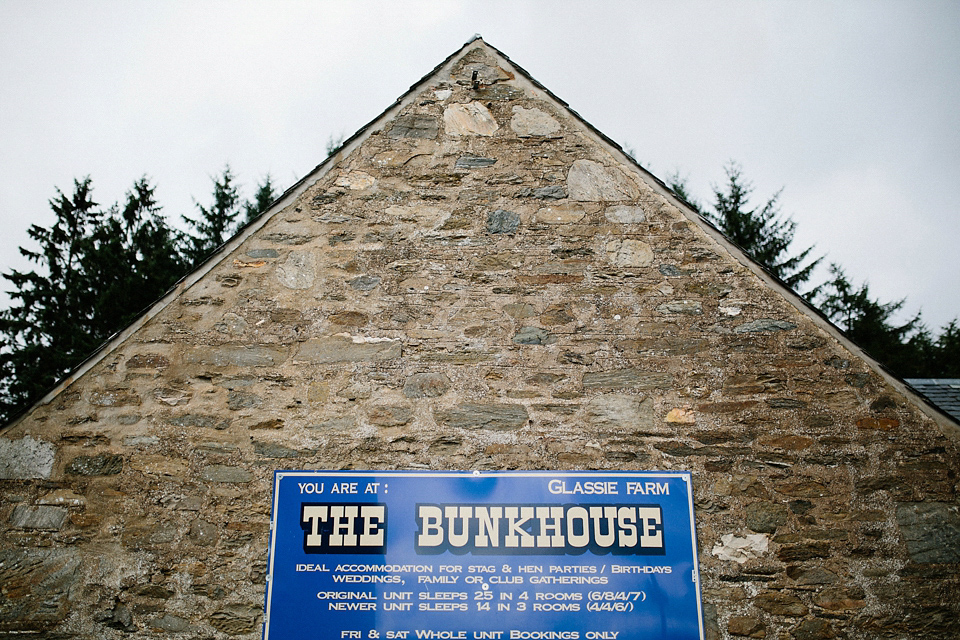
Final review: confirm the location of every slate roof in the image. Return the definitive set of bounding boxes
[905,379,960,422]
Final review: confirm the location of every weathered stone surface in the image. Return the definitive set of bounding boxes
[254,441,301,458]
[728,616,766,638]
[451,51,511,85]
[664,407,695,424]
[367,405,413,427]
[624,337,709,355]
[658,264,689,276]
[0,549,81,630]
[758,435,814,450]
[606,239,653,267]
[308,416,357,431]
[228,390,262,410]
[296,334,401,363]
[604,204,646,224]
[777,542,831,562]
[329,310,369,326]
[567,159,639,201]
[348,274,382,291]
[533,204,585,224]
[166,413,231,430]
[246,248,279,259]
[66,453,122,476]
[746,502,790,533]
[336,170,376,190]
[510,106,560,136]
[152,386,192,406]
[585,394,654,431]
[0,436,55,480]
[403,373,451,398]
[148,614,191,632]
[456,155,497,169]
[513,327,556,345]
[517,185,567,200]
[486,209,520,234]
[210,604,261,635]
[786,566,839,584]
[388,113,439,139]
[189,518,219,545]
[856,417,899,430]
[766,398,808,409]
[775,479,832,498]
[1,41,957,640]
[130,456,188,477]
[36,489,85,507]
[126,353,170,369]
[582,369,672,390]
[435,403,529,430]
[444,102,499,136]
[503,303,538,319]
[541,305,575,325]
[657,300,703,315]
[711,533,769,563]
[187,344,289,367]
[734,318,798,333]
[88,388,140,407]
[814,586,866,611]
[276,251,315,289]
[896,502,960,563]
[790,618,838,639]
[754,591,808,616]
[202,465,253,483]
[9,506,69,531]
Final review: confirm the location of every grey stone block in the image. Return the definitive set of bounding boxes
[582,369,672,391]
[0,436,55,480]
[202,465,253,484]
[896,502,960,563]
[9,505,69,531]
[734,318,798,333]
[486,209,520,234]
[403,373,451,398]
[435,403,529,430]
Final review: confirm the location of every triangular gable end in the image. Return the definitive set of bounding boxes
[1,37,958,639]
[9,36,957,441]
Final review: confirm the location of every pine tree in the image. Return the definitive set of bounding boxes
[818,264,930,377]
[182,165,242,266]
[666,171,702,213]
[707,162,822,291]
[242,174,277,224]
[82,177,186,331]
[0,177,186,423]
[931,321,960,377]
[0,179,106,418]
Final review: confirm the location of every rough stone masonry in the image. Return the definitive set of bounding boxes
[0,38,958,639]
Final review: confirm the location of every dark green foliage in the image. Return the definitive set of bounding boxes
[0,169,281,423]
[666,171,702,213]
[181,165,242,266]
[818,264,925,376]
[706,162,821,291]
[670,163,958,379]
[0,177,185,422]
[930,321,960,377]
[818,265,960,378]
[242,174,278,224]
[326,134,345,157]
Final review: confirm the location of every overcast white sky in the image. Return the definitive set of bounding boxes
[1,1,958,332]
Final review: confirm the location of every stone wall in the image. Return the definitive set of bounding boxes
[1,40,958,639]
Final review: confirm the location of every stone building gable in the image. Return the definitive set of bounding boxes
[1,37,958,639]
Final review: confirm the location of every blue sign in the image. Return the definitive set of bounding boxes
[263,471,704,640]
